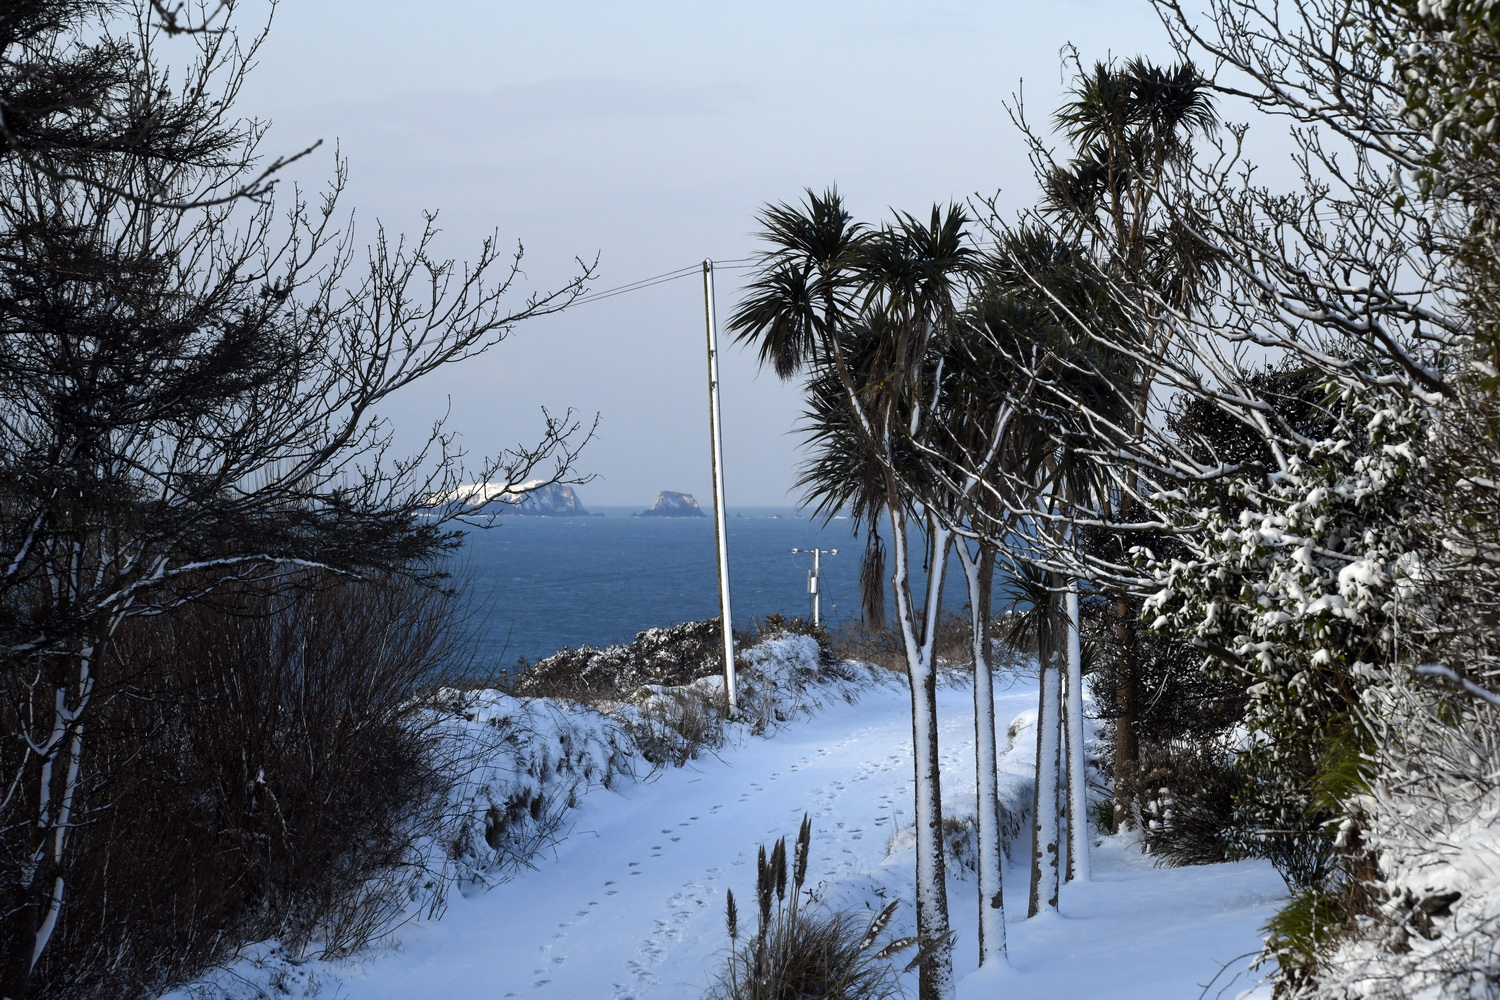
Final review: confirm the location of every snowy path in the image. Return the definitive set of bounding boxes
[322,677,1284,999]
[335,679,987,999]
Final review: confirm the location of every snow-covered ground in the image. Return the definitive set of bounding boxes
[179,664,1286,999]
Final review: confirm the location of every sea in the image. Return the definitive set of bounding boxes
[444,506,1000,674]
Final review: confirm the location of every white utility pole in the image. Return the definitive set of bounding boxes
[702,259,737,713]
[791,547,838,627]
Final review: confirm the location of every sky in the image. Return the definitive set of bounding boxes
[236,1,1183,507]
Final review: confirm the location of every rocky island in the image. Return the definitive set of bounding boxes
[635,490,707,518]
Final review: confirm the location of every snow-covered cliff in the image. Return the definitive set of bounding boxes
[435,481,591,517]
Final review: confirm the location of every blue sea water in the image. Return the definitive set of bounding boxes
[446,506,998,673]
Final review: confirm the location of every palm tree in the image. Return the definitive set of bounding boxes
[943,226,1137,913]
[922,287,1055,953]
[1035,58,1221,832]
[731,189,977,1000]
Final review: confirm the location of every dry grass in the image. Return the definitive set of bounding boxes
[708,817,913,1000]
[827,611,1031,675]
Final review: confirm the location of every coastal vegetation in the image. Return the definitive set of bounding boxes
[723,2,1500,996]
[4,0,1500,998]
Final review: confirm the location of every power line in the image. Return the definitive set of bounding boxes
[570,256,758,309]
[570,264,697,307]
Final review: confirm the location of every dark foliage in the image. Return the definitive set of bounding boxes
[512,619,727,701]
[1086,601,1246,748]
[23,572,462,1000]
[1082,594,1247,852]
[1135,742,1245,867]
[0,5,588,992]
[1167,364,1341,483]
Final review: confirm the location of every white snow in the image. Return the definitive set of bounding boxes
[168,657,1286,1000]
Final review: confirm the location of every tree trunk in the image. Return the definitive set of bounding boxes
[1111,592,1140,833]
[2,634,95,1000]
[1029,579,1063,917]
[959,543,1005,964]
[1064,585,1091,882]
[889,512,955,1000]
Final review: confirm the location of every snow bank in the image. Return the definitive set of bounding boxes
[163,655,1285,1000]
[1281,682,1500,1000]
[162,635,900,998]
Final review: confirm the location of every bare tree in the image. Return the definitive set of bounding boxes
[0,1,317,207]
[0,4,593,995]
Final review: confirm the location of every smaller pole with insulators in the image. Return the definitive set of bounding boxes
[790,547,838,627]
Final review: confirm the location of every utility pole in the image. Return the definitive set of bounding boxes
[791,547,838,628]
[703,259,737,714]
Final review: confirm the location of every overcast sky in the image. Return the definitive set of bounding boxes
[238,1,1181,507]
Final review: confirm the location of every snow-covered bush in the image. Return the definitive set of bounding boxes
[1266,671,1500,999]
[418,688,639,892]
[746,613,838,666]
[511,618,726,699]
[418,633,898,896]
[1143,390,1431,888]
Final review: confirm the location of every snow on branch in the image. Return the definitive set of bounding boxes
[1414,664,1500,709]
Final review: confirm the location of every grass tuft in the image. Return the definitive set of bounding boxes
[707,816,912,1000]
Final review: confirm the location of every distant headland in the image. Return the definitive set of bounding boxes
[429,480,593,517]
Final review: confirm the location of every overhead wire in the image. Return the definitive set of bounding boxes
[569,264,697,307]
[569,256,759,309]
